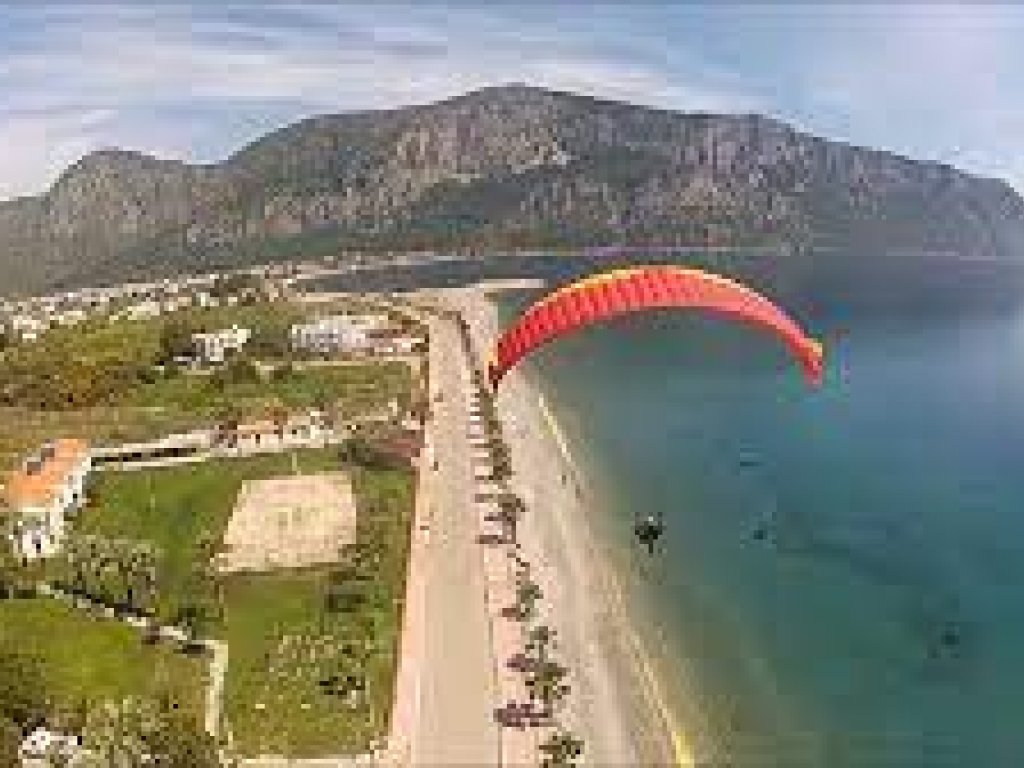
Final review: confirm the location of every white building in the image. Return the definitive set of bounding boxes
[195,291,220,309]
[192,325,252,364]
[160,295,193,313]
[373,334,426,356]
[124,300,163,320]
[220,411,335,454]
[20,727,82,766]
[9,313,47,342]
[290,314,389,356]
[53,308,87,328]
[4,439,92,560]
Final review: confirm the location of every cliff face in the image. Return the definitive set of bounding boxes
[1,85,1023,295]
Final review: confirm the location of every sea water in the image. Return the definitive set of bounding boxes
[505,284,1024,767]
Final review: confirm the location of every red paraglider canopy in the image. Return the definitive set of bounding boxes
[486,265,824,389]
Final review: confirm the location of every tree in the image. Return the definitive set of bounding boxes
[214,403,243,447]
[250,323,291,359]
[0,536,23,599]
[539,729,585,767]
[0,718,20,767]
[54,534,160,613]
[144,703,227,767]
[175,551,220,648]
[496,493,525,544]
[123,541,160,616]
[271,360,296,382]
[491,438,513,483]
[158,317,199,364]
[338,436,395,470]
[325,579,370,614]
[211,273,259,300]
[526,658,570,718]
[525,624,556,666]
[0,646,49,729]
[513,572,543,623]
[80,535,104,601]
[213,355,261,388]
[81,696,223,768]
[487,427,510,464]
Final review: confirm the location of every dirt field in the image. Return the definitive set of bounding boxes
[219,473,357,572]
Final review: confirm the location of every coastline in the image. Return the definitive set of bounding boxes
[454,283,694,767]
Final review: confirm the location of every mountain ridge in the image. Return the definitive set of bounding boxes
[2,84,1023,296]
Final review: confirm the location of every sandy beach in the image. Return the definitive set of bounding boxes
[448,283,692,767]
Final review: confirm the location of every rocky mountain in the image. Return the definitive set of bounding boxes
[2,84,1023,296]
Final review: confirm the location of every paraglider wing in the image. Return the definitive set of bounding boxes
[486,266,824,389]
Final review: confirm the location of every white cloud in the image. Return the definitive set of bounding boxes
[0,111,109,200]
[0,6,760,199]
[1,4,1022,201]
[789,4,1024,185]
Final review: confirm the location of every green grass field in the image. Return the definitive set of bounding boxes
[222,467,414,757]
[124,361,411,415]
[75,449,341,622]
[0,598,206,723]
[0,360,412,473]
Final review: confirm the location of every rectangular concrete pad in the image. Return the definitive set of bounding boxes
[219,472,356,572]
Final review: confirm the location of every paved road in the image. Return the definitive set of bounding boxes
[412,315,500,766]
[205,640,229,737]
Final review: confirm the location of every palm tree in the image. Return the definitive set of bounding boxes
[513,573,543,623]
[496,494,525,543]
[471,366,484,387]
[492,454,513,484]
[487,425,507,453]
[539,729,585,767]
[483,409,502,441]
[525,624,556,666]
[526,658,570,719]
[490,438,511,470]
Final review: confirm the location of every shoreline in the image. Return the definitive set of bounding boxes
[535,389,695,766]
[454,283,694,767]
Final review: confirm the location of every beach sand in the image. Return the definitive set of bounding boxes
[451,284,693,767]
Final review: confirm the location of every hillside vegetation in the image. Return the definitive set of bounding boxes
[2,85,1023,295]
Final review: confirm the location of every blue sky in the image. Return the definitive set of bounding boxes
[2,3,1023,200]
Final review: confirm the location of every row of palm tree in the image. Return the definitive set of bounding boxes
[455,313,584,767]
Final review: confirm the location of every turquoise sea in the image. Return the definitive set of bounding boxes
[317,251,1024,766]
